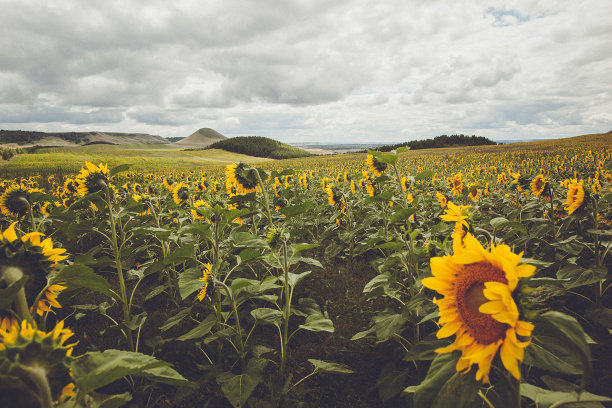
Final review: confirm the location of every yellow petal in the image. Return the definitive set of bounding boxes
[2,221,18,242]
[436,320,462,338]
[500,337,521,380]
[422,277,453,294]
[479,301,506,315]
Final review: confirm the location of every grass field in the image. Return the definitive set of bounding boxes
[0,144,269,178]
[0,132,611,408]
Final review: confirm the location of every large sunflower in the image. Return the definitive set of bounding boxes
[75,162,110,196]
[422,232,535,382]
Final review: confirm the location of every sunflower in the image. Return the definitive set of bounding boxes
[563,178,585,215]
[449,173,464,196]
[530,175,548,196]
[75,162,110,196]
[436,191,447,208]
[172,182,189,206]
[325,184,337,206]
[439,202,471,229]
[365,154,387,177]
[191,200,211,221]
[32,283,67,316]
[0,319,77,401]
[497,173,508,185]
[197,263,213,301]
[0,184,36,218]
[468,186,480,201]
[162,177,175,191]
[225,163,259,195]
[422,232,536,382]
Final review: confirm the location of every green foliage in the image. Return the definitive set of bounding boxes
[206,136,313,159]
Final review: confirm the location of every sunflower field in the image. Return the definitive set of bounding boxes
[1,134,611,408]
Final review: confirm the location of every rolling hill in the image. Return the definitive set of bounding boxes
[0,130,168,147]
[205,136,312,159]
[173,128,227,148]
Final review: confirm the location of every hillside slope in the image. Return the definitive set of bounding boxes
[206,136,312,159]
[174,128,226,148]
[0,130,168,147]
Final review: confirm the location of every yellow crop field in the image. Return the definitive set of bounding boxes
[1,133,611,407]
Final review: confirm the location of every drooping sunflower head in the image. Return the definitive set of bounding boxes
[0,184,36,218]
[191,199,211,221]
[530,175,548,196]
[197,263,213,301]
[172,182,190,206]
[436,191,447,208]
[422,233,536,382]
[365,154,387,177]
[225,163,259,195]
[75,162,110,196]
[0,318,77,402]
[1,222,69,300]
[563,178,586,215]
[325,184,338,206]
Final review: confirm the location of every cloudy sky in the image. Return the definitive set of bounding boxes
[1,0,611,143]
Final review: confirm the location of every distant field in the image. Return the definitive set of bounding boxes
[0,144,269,178]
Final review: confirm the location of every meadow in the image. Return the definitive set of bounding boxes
[0,133,611,408]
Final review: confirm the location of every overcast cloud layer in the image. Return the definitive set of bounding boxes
[1,0,611,143]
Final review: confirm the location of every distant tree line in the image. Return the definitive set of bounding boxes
[0,130,89,145]
[206,136,312,159]
[371,134,497,152]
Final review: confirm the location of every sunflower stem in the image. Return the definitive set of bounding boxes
[105,187,134,352]
[254,169,274,227]
[18,365,53,408]
[1,266,33,323]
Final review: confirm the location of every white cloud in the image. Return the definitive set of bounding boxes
[0,0,611,142]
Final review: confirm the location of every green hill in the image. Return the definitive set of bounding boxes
[206,136,312,159]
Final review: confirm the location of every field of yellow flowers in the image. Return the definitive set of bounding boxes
[1,133,611,408]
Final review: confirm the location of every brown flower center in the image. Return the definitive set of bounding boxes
[455,262,508,344]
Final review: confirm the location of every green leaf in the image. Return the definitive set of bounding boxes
[524,337,582,375]
[430,371,480,408]
[403,352,460,406]
[178,267,205,300]
[0,275,27,309]
[177,314,216,341]
[230,231,269,249]
[72,350,192,394]
[217,358,267,408]
[160,308,192,332]
[163,244,195,265]
[308,359,354,374]
[535,311,592,387]
[250,308,282,324]
[237,248,262,264]
[299,314,334,333]
[285,271,312,288]
[520,383,611,407]
[53,264,112,297]
[109,164,131,177]
[280,201,314,218]
[557,265,607,289]
[368,150,398,164]
[415,170,434,181]
[291,242,319,254]
[396,146,410,154]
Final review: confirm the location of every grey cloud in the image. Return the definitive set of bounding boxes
[0,105,123,124]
